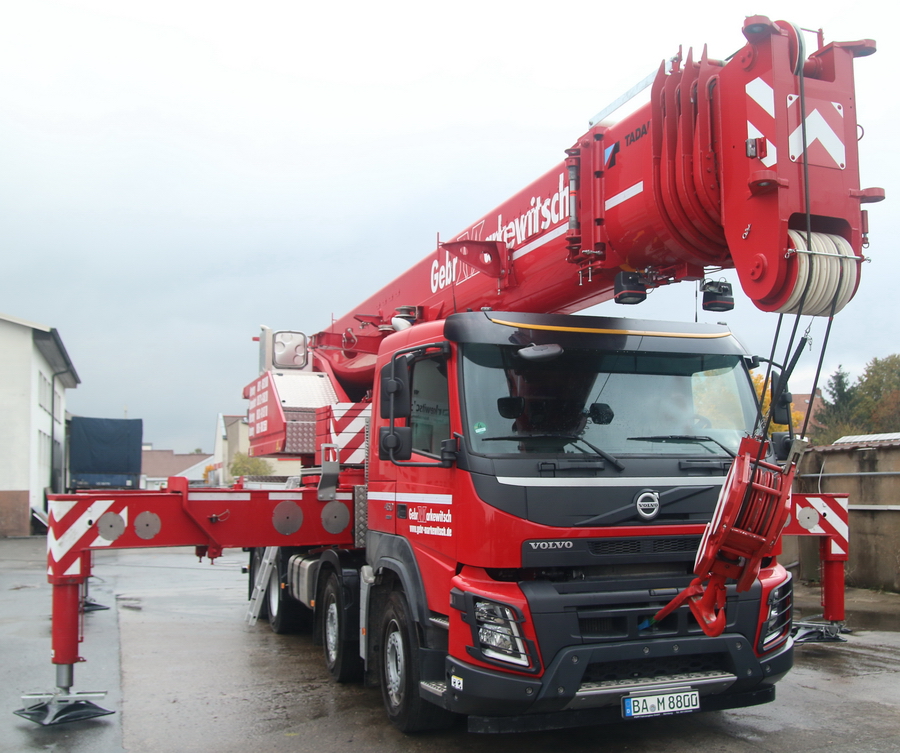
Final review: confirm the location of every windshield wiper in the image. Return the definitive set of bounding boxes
[482,433,625,471]
[626,434,736,458]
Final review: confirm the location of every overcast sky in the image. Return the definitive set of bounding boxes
[2,1,897,453]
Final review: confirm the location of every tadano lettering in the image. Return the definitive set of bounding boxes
[625,121,650,146]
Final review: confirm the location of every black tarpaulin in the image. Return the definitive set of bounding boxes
[69,417,143,475]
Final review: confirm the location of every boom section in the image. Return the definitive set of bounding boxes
[316,16,880,393]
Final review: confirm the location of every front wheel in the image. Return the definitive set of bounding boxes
[379,590,455,732]
[322,572,363,682]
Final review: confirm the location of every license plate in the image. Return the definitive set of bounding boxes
[622,689,700,718]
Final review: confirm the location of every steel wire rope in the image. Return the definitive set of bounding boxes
[800,255,846,438]
[743,24,816,515]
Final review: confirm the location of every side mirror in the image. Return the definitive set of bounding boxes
[379,426,413,461]
[380,355,411,419]
[770,372,793,426]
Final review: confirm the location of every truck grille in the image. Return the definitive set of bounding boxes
[587,536,701,557]
[576,593,740,642]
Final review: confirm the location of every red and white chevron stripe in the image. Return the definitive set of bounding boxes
[787,95,846,170]
[745,76,778,169]
[47,498,126,580]
[327,403,370,464]
[785,493,849,557]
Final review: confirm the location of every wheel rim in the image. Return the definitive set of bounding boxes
[325,597,339,665]
[384,619,405,708]
[267,566,280,617]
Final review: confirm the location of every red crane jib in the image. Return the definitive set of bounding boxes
[315,17,881,393]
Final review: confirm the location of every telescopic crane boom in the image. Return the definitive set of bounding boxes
[311,16,880,400]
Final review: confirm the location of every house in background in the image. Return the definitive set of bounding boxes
[208,413,305,486]
[0,313,80,536]
[207,414,248,486]
[141,445,213,490]
[792,388,826,432]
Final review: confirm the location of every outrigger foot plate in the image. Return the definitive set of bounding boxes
[792,620,850,644]
[14,691,114,726]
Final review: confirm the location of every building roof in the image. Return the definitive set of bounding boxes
[142,449,213,478]
[0,312,80,388]
[834,432,900,445]
[813,432,900,452]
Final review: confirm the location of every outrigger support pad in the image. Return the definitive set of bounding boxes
[792,619,850,644]
[14,664,114,726]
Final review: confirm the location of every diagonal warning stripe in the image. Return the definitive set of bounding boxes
[786,494,849,556]
[48,499,115,566]
[788,105,846,169]
[746,77,776,119]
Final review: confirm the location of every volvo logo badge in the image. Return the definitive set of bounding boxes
[635,491,661,520]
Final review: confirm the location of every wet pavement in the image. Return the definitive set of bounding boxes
[3,536,900,752]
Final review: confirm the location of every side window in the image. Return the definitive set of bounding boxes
[409,357,451,455]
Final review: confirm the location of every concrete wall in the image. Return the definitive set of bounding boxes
[793,442,900,593]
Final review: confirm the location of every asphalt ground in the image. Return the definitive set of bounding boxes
[3,536,900,753]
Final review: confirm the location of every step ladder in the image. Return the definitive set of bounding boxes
[246,546,278,626]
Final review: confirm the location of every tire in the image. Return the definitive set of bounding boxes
[266,549,312,634]
[322,572,363,682]
[248,549,269,620]
[379,590,455,732]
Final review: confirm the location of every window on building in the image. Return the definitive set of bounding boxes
[39,374,52,414]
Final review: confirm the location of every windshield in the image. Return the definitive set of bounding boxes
[460,344,757,458]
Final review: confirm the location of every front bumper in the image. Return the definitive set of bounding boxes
[423,633,792,732]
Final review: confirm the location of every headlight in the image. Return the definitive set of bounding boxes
[474,600,530,667]
[759,578,793,652]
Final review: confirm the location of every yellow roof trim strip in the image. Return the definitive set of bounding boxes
[487,317,731,339]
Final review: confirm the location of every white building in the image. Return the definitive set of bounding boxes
[0,313,79,536]
[140,446,213,490]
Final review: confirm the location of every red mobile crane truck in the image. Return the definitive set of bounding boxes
[26,16,878,733]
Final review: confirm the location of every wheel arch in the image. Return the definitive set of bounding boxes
[366,532,430,629]
[313,548,364,645]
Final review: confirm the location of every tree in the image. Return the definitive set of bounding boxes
[751,372,803,436]
[810,356,900,444]
[809,366,863,444]
[854,355,900,433]
[229,452,273,478]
